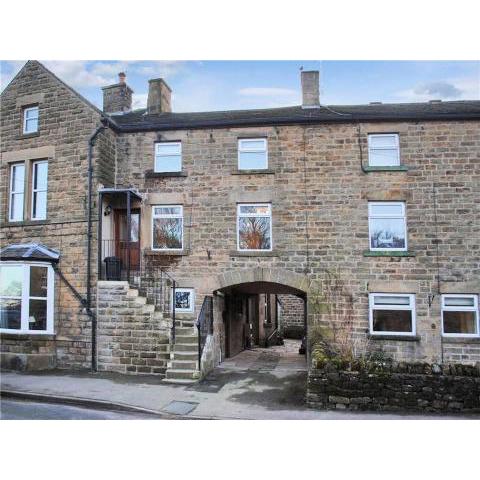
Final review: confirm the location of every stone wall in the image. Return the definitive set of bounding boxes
[307,363,480,414]
[278,294,304,339]
[96,281,171,375]
[114,119,480,366]
[0,61,116,371]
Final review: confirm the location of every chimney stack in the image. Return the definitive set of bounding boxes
[147,78,172,114]
[301,70,320,108]
[102,72,133,114]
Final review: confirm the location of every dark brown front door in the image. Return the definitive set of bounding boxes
[114,209,140,269]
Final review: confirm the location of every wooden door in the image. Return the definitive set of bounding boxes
[114,209,141,269]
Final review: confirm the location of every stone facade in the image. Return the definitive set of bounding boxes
[1,60,479,375]
[307,363,480,414]
[0,61,114,370]
[114,120,480,365]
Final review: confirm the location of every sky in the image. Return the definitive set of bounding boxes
[1,60,479,112]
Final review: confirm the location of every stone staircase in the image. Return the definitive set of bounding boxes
[163,320,200,384]
[97,281,171,375]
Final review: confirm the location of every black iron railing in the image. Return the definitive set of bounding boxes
[99,240,177,341]
[196,296,214,371]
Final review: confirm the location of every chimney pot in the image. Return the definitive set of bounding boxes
[118,72,126,84]
[301,70,320,108]
[147,78,172,114]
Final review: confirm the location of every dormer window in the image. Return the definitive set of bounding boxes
[154,141,182,172]
[368,134,400,166]
[238,138,268,170]
[23,106,39,134]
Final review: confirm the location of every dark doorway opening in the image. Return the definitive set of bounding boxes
[217,281,307,363]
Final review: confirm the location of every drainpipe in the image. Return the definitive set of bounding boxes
[87,117,110,372]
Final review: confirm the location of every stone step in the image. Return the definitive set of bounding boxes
[175,335,197,344]
[171,360,198,370]
[172,343,197,352]
[175,320,194,327]
[165,368,200,380]
[172,351,198,361]
[142,304,155,314]
[175,327,196,336]
[126,289,139,298]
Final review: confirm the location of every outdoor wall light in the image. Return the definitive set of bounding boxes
[104,205,112,216]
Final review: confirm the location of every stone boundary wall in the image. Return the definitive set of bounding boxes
[307,363,480,414]
[97,281,171,375]
[278,294,304,339]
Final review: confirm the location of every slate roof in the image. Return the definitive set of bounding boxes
[110,100,480,132]
[0,243,60,263]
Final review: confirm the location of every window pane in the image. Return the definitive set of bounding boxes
[239,217,271,250]
[369,203,403,216]
[26,107,38,119]
[0,265,23,296]
[154,206,182,216]
[369,135,397,148]
[33,191,47,219]
[10,193,24,221]
[0,298,21,329]
[153,218,183,249]
[443,311,477,334]
[25,118,39,132]
[156,143,181,155]
[28,299,47,330]
[239,205,270,215]
[369,149,399,166]
[12,164,25,192]
[370,217,405,249]
[30,266,48,297]
[240,139,266,150]
[34,162,48,190]
[175,291,191,310]
[155,155,181,172]
[373,309,412,332]
[444,297,475,307]
[239,151,267,169]
[374,295,410,306]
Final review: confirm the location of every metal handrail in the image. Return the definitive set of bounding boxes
[196,296,214,371]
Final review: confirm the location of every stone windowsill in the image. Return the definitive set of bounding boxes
[442,336,480,344]
[2,219,51,228]
[229,250,279,257]
[367,334,420,342]
[363,250,416,257]
[363,165,409,172]
[231,169,275,175]
[145,170,188,178]
[16,131,41,140]
[0,332,56,341]
[144,249,190,256]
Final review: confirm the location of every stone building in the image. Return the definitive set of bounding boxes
[1,60,479,382]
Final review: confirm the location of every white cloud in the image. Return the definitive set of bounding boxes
[42,61,116,87]
[395,75,479,102]
[132,93,148,110]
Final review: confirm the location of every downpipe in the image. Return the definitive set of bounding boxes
[87,118,109,372]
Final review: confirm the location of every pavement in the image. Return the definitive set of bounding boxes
[0,340,468,420]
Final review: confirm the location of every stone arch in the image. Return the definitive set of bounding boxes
[215,267,310,295]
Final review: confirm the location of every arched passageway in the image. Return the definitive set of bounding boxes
[214,274,308,369]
